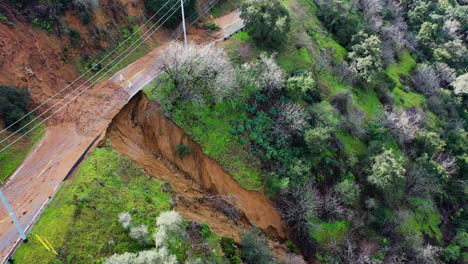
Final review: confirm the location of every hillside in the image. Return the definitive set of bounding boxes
[1,0,467,263]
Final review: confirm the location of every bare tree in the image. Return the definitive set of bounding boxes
[274,102,308,141]
[383,107,425,144]
[411,64,440,96]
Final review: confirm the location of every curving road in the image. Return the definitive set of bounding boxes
[0,11,244,263]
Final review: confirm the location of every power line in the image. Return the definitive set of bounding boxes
[0,0,173,136]
[0,0,182,153]
[2,1,187,201]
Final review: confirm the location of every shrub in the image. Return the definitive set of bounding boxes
[240,229,277,264]
[0,85,31,129]
[220,236,240,264]
[129,225,150,245]
[202,22,220,31]
[310,220,349,249]
[330,91,354,115]
[176,144,191,158]
[198,222,211,238]
[240,0,291,49]
[118,212,132,229]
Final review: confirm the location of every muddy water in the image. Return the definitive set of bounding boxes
[106,92,287,240]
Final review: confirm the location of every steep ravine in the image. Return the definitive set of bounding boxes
[106,92,288,241]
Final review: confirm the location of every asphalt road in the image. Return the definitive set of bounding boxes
[0,11,244,263]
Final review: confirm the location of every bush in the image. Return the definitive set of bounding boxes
[202,22,220,31]
[310,220,349,249]
[0,85,31,129]
[240,229,277,264]
[176,144,191,158]
[198,222,211,238]
[240,0,291,49]
[220,236,240,264]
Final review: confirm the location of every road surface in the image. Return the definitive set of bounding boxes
[0,11,244,263]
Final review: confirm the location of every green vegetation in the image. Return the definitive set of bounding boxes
[278,47,312,73]
[311,220,349,248]
[240,0,291,49]
[14,146,172,263]
[0,119,44,183]
[0,13,14,27]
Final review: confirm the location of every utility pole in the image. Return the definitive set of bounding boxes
[180,0,188,48]
[0,189,27,242]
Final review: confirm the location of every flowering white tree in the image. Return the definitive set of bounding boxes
[158,42,240,105]
[105,211,184,264]
[242,53,285,91]
[452,73,468,95]
[384,107,424,144]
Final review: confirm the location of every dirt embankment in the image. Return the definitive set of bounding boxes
[106,92,288,241]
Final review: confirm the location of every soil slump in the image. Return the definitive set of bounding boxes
[106,92,288,240]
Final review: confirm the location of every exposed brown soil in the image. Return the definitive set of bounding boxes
[106,92,288,241]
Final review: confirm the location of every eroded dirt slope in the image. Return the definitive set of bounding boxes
[107,92,288,240]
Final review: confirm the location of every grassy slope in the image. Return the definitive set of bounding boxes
[0,121,44,183]
[14,146,171,264]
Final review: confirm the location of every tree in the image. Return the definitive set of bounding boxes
[273,102,308,140]
[411,64,440,96]
[368,149,406,190]
[240,0,291,49]
[240,229,278,264]
[0,85,31,129]
[144,0,196,28]
[383,107,424,144]
[348,31,383,82]
[156,42,240,106]
[304,127,332,157]
[242,53,285,91]
[452,73,468,95]
[286,73,316,102]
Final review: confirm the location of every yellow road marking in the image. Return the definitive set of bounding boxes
[0,218,6,224]
[36,234,51,252]
[36,152,60,178]
[123,70,144,85]
[44,237,58,255]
